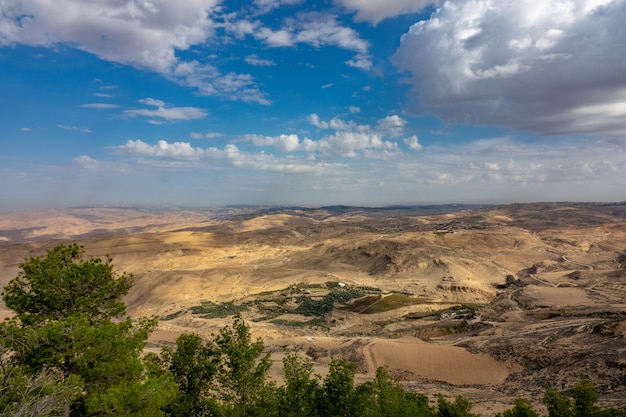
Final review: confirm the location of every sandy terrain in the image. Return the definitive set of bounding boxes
[1,202,625,415]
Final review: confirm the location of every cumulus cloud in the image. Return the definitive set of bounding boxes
[337,0,438,24]
[122,98,207,121]
[0,0,269,103]
[109,138,340,175]
[0,0,217,70]
[392,0,626,137]
[243,113,404,158]
[403,135,422,151]
[246,134,301,153]
[376,115,406,137]
[308,113,407,137]
[73,155,99,169]
[112,139,210,159]
[97,130,626,205]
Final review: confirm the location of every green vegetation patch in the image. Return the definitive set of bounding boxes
[271,317,327,328]
[160,310,184,321]
[190,300,252,319]
[190,282,383,325]
[293,286,376,316]
[361,294,427,314]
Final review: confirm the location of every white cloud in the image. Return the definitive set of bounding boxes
[57,124,92,133]
[257,28,294,46]
[0,0,217,71]
[349,105,360,113]
[140,98,166,107]
[122,98,207,121]
[337,0,438,24]
[0,0,270,103]
[254,0,304,13]
[345,52,372,70]
[247,113,403,158]
[376,115,407,137]
[308,113,405,136]
[312,131,398,158]
[108,138,342,176]
[73,155,99,169]
[244,54,276,66]
[403,135,422,151]
[253,12,372,70]
[246,134,301,152]
[190,131,222,139]
[392,0,626,137]
[80,103,121,109]
[171,60,270,104]
[112,139,208,159]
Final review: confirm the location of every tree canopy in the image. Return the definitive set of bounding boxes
[2,243,132,325]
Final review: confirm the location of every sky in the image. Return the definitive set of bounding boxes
[1,0,626,210]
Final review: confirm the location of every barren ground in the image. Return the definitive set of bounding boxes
[1,203,625,415]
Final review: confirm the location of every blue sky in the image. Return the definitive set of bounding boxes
[1,0,626,210]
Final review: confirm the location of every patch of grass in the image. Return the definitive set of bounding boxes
[361,294,426,314]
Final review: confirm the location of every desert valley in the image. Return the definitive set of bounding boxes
[1,202,625,415]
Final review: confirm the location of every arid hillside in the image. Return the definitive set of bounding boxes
[1,203,625,415]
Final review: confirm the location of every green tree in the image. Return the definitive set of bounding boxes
[2,243,132,325]
[316,358,357,417]
[1,320,82,416]
[0,243,175,416]
[277,351,320,417]
[498,398,539,417]
[570,377,600,417]
[212,314,275,417]
[544,387,573,417]
[437,394,478,417]
[160,333,219,417]
[356,366,433,417]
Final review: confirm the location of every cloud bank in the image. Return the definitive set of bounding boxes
[393,0,626,138]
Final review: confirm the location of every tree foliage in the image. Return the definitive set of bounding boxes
[2,243,132,325]
[277,351,320,417]
[0,244,174,416]
[160,333,219,417]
